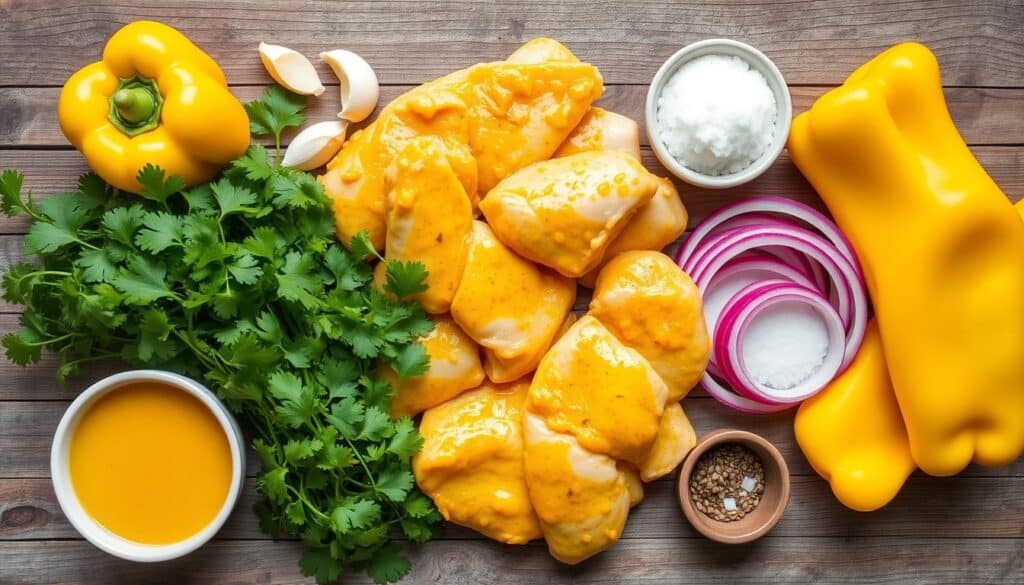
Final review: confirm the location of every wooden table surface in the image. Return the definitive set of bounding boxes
[1,1,1023,583]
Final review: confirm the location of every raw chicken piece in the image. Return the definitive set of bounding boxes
[589,251,710,402]
[579,178,687,287]
[413,378,542,544]
[484,312,576,384]
[553,107,641,161]
[522,413,631,564]
[638,402,697,482]
[320,39,603,251]
[526,315,668,466]
[549,108,688,287]
[384,137,475,314]
[382,315,485,418]
[479,151,660,277]
[450,221,576,379]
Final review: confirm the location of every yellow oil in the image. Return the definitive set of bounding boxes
[68,382,233,544]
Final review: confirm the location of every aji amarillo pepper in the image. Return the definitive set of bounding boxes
[794,321,915,512]
[58,21,250,193]
[788,42,1024,478]
[796,200,1024,512]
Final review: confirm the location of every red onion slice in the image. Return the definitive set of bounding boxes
[703,257,819,375]
[678,196,861,277]
[687,225,866,363]
[715,281,846,404]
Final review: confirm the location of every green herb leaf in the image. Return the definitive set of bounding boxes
[136,164,186,203]
[367,543,412,584]
[0,169,26,216]
[384,260,429,300]
[246,85,306,143]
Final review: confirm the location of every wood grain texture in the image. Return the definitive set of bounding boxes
[1,0,1023,87]
[3,475,1024,542]
[2,1,1023,583]
[4,85,1024,147]
[0,538,1021,585]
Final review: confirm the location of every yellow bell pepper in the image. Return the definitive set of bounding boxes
[794,321,915,511]
[58,21,250,193]
[797,199,1024,512]
[789,42,1024,477]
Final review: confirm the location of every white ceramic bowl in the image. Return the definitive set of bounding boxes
[645,38,792,189]
[50,370,245,562]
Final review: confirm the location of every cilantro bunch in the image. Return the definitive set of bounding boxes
[0,87,442,584]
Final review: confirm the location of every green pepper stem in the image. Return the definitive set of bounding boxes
[113,88,156,124]
[107,76,163,136]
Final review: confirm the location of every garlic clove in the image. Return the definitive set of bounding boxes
[320,49,379,123]
[281,120,348,171]
[259,42,325,96]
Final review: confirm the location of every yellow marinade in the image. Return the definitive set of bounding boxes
[68,382,233,544]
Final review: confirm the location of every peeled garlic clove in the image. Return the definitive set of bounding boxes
[320,49,379,123]
[281,120,348,171]
[259,42,325,96]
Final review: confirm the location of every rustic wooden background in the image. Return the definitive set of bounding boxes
[1,1,1023,583]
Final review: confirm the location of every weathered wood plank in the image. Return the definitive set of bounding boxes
[1,146,1022,240]
[1,1,1023,87]
[4,475,1023,542]
[0,537,1021,584]
[1,399,1020,479]
[4,85,1023,148]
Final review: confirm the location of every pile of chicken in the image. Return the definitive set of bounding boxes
[320,38,711,564]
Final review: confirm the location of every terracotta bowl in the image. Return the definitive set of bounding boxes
[677,428,790,544]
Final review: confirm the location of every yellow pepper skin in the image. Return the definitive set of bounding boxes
[794,322,915,512]
[58,21,249,193]
[789,42,1024,476]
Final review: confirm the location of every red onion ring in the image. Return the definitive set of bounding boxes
[715,280,846,404]
[703,256,819,376]
[679,197,861,277]
[678,197,869,413]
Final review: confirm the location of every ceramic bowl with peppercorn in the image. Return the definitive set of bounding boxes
[677,428,790,544]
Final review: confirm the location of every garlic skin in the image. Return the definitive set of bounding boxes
[281,120,348,171]
[320,50,379,123]
[259,42,325,96]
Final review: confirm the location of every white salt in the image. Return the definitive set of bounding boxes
[740,301,829,390]
[656,54,777,175]
[741,476,758,493]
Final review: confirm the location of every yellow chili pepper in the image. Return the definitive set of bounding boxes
[794,321,915,512]
[58,21,250,193]
[789,42,1024,477]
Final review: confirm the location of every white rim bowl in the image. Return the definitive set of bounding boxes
[645,38,793,189]
[50,370,245,562]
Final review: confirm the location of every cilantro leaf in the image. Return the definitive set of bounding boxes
[75,249,118,283]
[0,169,26,216]
[375,467,415,503]
[276,251,323,309]
[299,547,343,585]
[112,256,177,304]
[135,212,182,253]
[348,231,378,262]
[384,260,428,300]
[367,544,412,584]
[359,406,393,442]
[387,418,422,460]
[284,438,324,465]
[246,85,306,143]
[391,342,430,380]
[331,498,381,534]
[101,205,146,245]
[258,466,290,504]
[136,164,186,203]
[211,178,258,218]
[232,145,274,181]
[327,397,364,439]
[268,370,319,428]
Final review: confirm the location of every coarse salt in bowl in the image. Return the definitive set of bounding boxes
[646,39,792,189]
